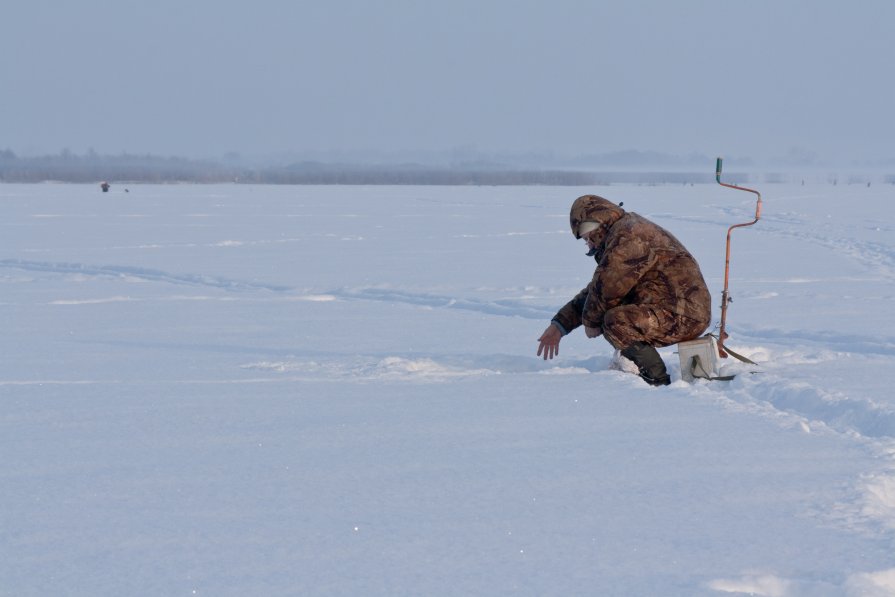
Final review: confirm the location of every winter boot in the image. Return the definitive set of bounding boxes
[620,342,671,386]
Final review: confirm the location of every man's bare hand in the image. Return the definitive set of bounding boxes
[537,324,562,360]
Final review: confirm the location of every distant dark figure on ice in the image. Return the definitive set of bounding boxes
[100,181,110,192]
[537,195,711,386]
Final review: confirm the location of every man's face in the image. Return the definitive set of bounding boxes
[582,228,601,257]
[582,228,600,251]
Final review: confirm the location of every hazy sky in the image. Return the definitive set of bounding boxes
[2,0,894,164]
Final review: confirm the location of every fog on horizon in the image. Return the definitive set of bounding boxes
[2,0,894,167]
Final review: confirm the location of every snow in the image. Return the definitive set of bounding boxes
[1,181,894,596]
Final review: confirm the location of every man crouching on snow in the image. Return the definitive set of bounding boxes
[537,195,711,386]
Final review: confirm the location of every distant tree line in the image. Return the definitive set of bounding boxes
[0,149,234,184]
[244,164,719,186]
[0,149,753,186]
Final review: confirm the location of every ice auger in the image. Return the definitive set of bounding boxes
[715,157,762,359]
[677,158,762,381]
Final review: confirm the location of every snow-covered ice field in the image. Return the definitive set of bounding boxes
[1,181,894,596]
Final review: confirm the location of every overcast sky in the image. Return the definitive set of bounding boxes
[2,0,893,165]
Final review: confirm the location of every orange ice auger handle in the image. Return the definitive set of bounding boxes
[715,157,762,358]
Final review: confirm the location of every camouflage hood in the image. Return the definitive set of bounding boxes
[569,195,626,239]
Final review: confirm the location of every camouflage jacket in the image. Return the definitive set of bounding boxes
[552,212,711,335]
